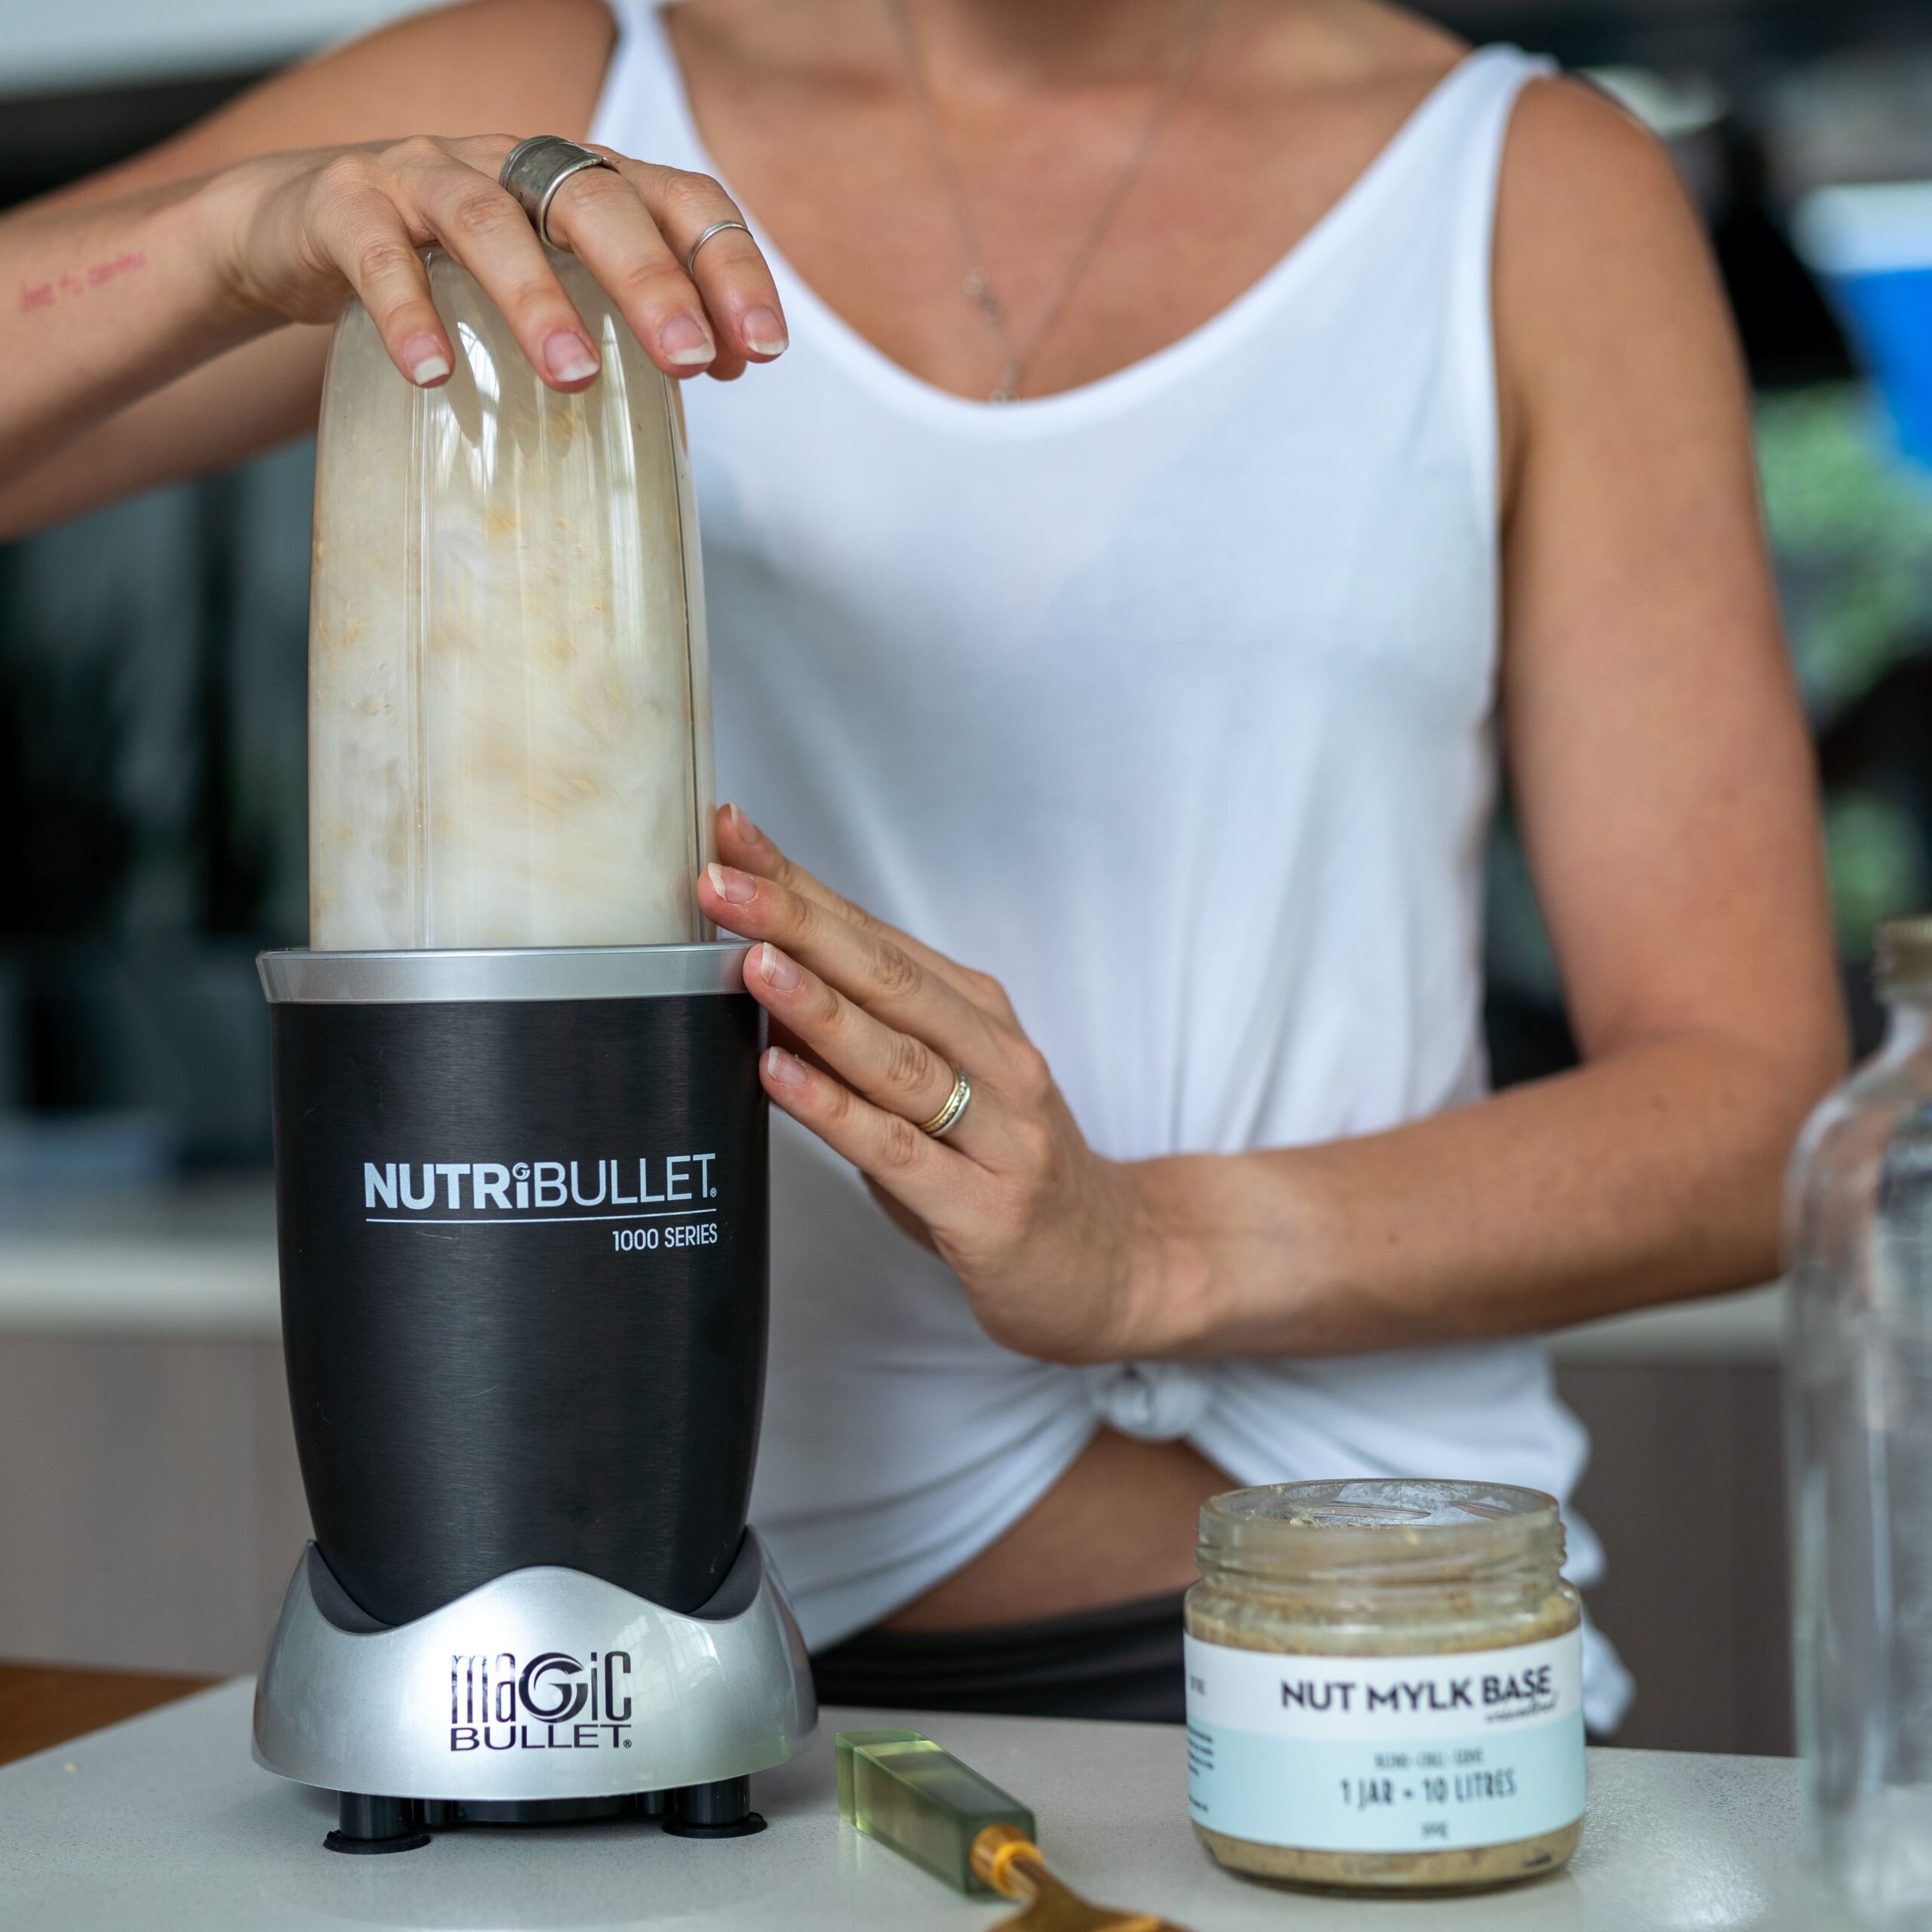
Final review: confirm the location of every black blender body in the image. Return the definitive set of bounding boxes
[251,248,814,1849]
[271,977,768,1629]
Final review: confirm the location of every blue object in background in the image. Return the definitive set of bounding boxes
[1835,269,1932,470]
[1797,186,1932,472]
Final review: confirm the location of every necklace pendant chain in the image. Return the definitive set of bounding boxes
[887,0,1223,404]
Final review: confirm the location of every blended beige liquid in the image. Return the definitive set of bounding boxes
[1188,1574,1583,1892]
[309,251,714,952]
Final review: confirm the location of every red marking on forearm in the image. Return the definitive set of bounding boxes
[17,251,147,315]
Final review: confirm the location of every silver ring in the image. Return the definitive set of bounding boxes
[918,1067,973,1140]
[685,218,752,278]
[499,135,619,250]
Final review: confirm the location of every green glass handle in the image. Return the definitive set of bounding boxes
[835,1728,1037,1895]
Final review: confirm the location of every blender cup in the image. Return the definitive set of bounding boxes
[309,247,717,951]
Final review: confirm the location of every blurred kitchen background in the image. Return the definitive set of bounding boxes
[2,0,1930,1751]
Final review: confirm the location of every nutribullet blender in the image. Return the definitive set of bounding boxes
[251,249,814,1852]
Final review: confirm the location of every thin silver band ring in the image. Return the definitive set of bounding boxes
[499,136,619,251]
[918,1067,973,1140]
[685,217,753,278]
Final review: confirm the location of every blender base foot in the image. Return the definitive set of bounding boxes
[325,1793,431,1854]
[663,1774,766,1838]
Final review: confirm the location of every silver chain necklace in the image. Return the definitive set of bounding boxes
[884,0,1223,403]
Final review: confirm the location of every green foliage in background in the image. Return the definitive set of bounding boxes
[1488,384,1932,1007]
[1824,792,1926,958]
[1757,385,1932,953]
[1758,385,1932,714]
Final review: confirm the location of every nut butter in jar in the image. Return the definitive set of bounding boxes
[1185,1480,1585,1894]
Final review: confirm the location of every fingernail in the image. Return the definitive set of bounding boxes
[726,801,765,846]
[742,306,788,355]
[405,336,451,386]
[758,943,802,993]
[660,314,715,365]
[706,861,757,906]
[544,330,600,383]
[765,1046,808,1089]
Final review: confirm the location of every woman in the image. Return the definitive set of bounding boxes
[0,0,1843,1730]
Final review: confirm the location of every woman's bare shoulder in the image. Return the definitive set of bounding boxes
[1491,74,1749,532]
[71,0,619,202]
[1494,73,1720,368]
[1491,72,1739,491]
[1505,69,1687,198]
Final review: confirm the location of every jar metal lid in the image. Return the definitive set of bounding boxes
[1198,1479,1565,1586]
[1879,916,1932,995]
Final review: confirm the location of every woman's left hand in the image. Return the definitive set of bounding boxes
[695,805,1165,1366]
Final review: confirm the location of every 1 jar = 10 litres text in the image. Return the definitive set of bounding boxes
[1183,1479,1586,1894]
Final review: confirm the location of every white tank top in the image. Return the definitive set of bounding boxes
[590,5,1629,1728]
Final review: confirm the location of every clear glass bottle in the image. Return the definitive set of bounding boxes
[1184,1480,1586,1894]
[307,248,715,952]
[1789,917,1932,1923]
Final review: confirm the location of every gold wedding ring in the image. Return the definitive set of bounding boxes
[918,1066,973,1140]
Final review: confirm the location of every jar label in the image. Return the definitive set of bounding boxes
[1184,1628,1585,1855]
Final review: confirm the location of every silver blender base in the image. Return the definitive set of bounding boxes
[253,1530,816,1850]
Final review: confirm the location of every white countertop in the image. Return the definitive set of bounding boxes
[0,1179,1786,1359]
[0,1682,1813,1930]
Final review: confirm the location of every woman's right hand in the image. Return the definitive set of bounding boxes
[208,133,786,391]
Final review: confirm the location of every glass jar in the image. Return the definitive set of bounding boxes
[1788,918,1932,1924]
[308,247,715,952]
[1185,1480,1586,1893]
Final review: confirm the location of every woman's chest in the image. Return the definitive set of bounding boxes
[663,7,1463,401]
